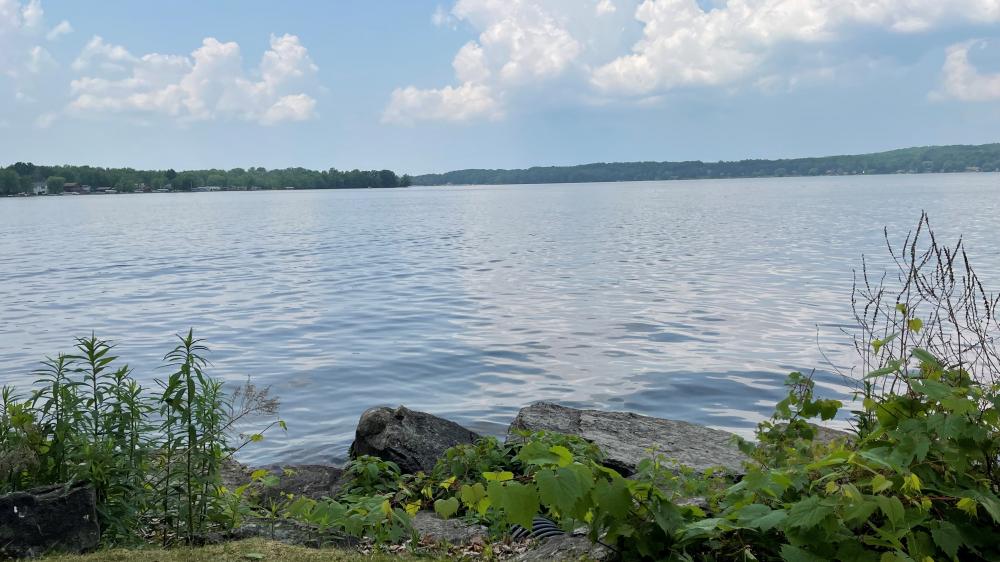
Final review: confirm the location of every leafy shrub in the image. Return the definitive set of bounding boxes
[0,331,283,545]
[342,455,402,496]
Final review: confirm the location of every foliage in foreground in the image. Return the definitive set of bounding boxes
[0,331,283,546]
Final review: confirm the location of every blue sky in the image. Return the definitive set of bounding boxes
[3,0,1000,174]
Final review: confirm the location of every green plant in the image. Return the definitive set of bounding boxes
[342,455,402,496]
[0,331,282,547]
[284,494,415,546]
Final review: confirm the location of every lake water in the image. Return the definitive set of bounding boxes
[2,174,999,465]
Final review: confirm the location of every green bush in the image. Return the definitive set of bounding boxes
[0,331,283,546]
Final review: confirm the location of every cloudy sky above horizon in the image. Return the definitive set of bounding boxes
[3,0,1000,174]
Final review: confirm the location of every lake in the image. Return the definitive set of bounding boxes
[1,173,999,464]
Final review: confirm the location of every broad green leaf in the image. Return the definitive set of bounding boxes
[871,474,893,493]
[930,521,963,560]
[549,445,574,467]
[907,318,923,333]
[487,481,539,529]
[593,477,632,520]
[517,441,572,467]
[536,467,592,519]
[460,483,486,508]
[786,496,834,529]
[433,496,460,519]
[780,544,826,562]
[483,471,514,482]
[875,495,904,526]
[911,348,939,367]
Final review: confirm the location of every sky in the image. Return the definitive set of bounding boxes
[3,1,1000,174]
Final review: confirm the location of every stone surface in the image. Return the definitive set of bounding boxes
[254,464,345,503]
[509,402,748,475]
[228,517,354,548]
[411,512,488,545]
[514,535,615,562]
[350,405,480,474]
[221,459,345,503]
[0,482,101,558]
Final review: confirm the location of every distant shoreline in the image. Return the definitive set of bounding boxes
[412,142,1000,186]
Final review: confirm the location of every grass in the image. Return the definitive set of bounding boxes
[41,540,448,562]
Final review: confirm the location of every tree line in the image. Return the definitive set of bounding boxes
[0,162,412,195]
[413,143,1000,186]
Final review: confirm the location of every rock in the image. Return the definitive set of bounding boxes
[220,457,251,490]
[514,535,615,562]
[810,424,854,445]
[508,403,748,476]
[221,459,345,506]
[254,465,345,504]
[228,517,354,548]
[411,511,488,545]
[0,482,101,558]
[350,406,480,474]
[771,423,855,446]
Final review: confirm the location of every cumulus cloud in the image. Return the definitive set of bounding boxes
[383,82,502,125]
[937,39,1000,101]
[68,33,320,125]
[592,0,1000,96]
[595,0,616,15]
[383,0,582,124]
[0,0,71,118]
[45,18,70,40]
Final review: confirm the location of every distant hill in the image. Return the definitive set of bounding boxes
[412,143,1000,186]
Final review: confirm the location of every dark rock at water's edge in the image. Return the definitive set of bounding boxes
[349,405,480,474]
[508,402,749,476]
[0,482,101,558]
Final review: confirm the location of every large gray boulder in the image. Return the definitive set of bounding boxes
[508,402,748,476]
[0,482,101,558]
[350,405,480,474]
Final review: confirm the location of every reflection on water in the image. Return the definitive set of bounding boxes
[1,173,999,464]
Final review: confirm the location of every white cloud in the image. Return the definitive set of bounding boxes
[384,0,582,124]
[937,39,1000,101]
[596,0,616,15]
[383,82,502,125]
[68,33,320,125]
[0,0,71,123]
[34,110,56,128]
[45,18,70,40]
[72,35,138,73]
[592,0,1000,96]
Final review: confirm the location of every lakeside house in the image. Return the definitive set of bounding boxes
[32,182,47,195]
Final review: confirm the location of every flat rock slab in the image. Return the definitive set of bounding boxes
[411,512,488,545]
[509,402,748,475]
[514,535,615,562]
[0,482,101,558]
[350,405,480,474]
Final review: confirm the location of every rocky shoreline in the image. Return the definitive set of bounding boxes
[219,402,763,560]
[4,401,847,560]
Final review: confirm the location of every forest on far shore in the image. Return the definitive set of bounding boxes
[412,143,1000,186]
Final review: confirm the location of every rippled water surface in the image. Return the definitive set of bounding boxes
[2,174,999,464]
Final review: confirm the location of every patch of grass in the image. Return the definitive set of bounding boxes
[41,539,445,562]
